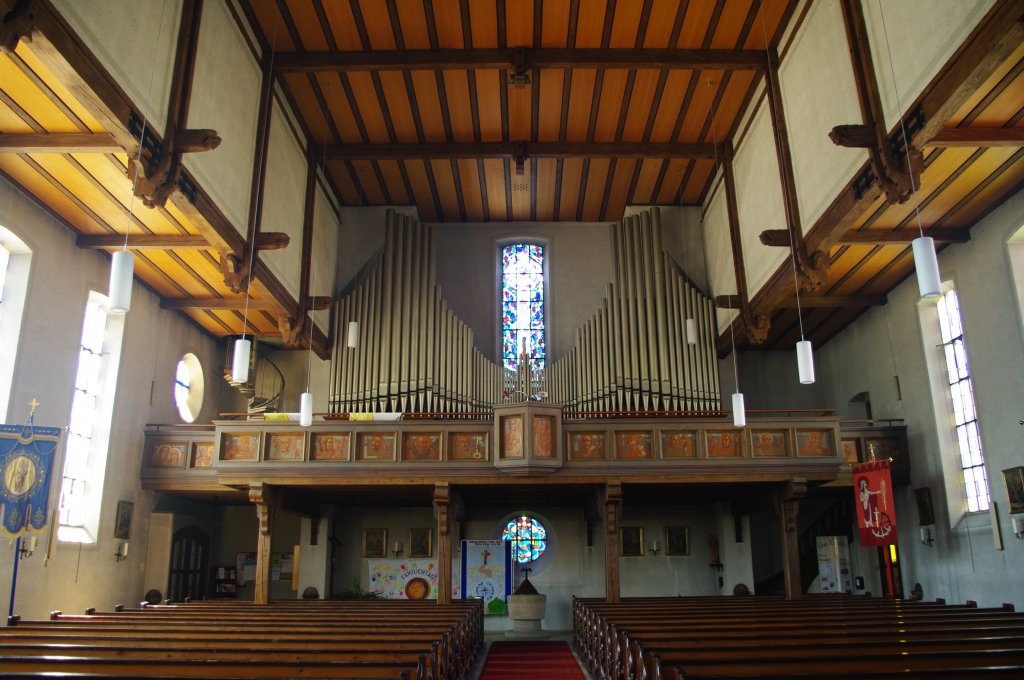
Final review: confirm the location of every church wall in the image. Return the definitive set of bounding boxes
[184,0,261,233]
[818,185,1024,608]
[0,177,229,619]
[49,0,179,136]
[432,221,612,365]
[212,505,302,602]
[257,101,307,301]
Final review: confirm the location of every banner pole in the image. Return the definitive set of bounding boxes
[8,536,21,618]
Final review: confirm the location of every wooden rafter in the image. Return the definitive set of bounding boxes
[0,132,122,153]
[76,232,290,250]
[273,47,768,73]
[836,229,970,246]
[929,127,1024,148]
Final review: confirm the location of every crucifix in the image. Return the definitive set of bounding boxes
[28,398,39,424]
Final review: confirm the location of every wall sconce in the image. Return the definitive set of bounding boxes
[649,540,659,557]
[114,542,129,562]
[1013,517,1024,540]
[920,527,934,547]
[18,535,37,559]
[392,540,403,558]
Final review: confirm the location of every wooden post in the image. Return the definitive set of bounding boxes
[249,483,278,605]
[433,483,452,605]
[604,482,623,603]
[775,478,807,601]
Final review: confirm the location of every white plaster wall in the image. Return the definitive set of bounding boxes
[185,0,261,233]
[50,0,179,134]
[819,186,1024,609]
[259,101,306,300]
[733,103,788,296]
[336,206,419,292]
[334,506,438,595]
[864,0,996,129]
[0,177,227,619]
[779,0,866,232]
[297,515,331,599]
[701,184,737,335]
[432,221,612,364]
[311,184,340,332]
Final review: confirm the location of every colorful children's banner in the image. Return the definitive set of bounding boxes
[0,424,62,540]
[368,559,440,600]
[853,459,898,546]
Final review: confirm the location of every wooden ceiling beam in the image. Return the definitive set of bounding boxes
[325,141,720,161]
[0,133,123,153]
[160,298,272,311]
[76,232,290,250]
[836,228,970,245]
[776,295,887,309]
[928,127,1024,147]
[274,48,767,73]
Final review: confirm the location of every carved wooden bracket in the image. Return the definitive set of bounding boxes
[433,483,451,536]
[249,483,278,537]
[713,295,771,345]
[129,130,221,209]
[277,314,308,348]
[603,481,622,535]
[832,0,924,205]
[758,229,830,291]
[0,0,34,53]
[219,251,249,293]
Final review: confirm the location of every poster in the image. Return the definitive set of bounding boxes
[460,539,512,615]
[368,559,439,599]
[816,536,852,593]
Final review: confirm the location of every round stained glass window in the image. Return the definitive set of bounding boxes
[501,515,547,563]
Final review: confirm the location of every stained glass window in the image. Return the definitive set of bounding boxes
[501,515,547,564]
[501,244,545,373]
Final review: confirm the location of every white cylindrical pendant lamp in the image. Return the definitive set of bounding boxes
[912,236,942,299]
[732,392,746,427]
[299,391,313,426]
[108,250,135,313]
[232,338,251,383]
[685,317,698,345]
[796,339,815,385]
[346,321,359,349]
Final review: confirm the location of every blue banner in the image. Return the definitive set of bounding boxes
[0,424,62,540]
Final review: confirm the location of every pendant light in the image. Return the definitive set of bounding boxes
[108,0,171,314]
[730,316,746,428]
[876,0,940,298]
[347,321,358,349]
[760,3,815,385]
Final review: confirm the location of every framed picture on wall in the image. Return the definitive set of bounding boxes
[620,527,644,556]
[113,501,133,540]
[363,528,388,558]
[1002,467,1024,514]
[914,487,935,526]
[664,526,689,555]
[409,528,433,557]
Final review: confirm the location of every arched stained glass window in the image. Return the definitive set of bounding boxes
[501,515,547,564]
[501,244,545,373]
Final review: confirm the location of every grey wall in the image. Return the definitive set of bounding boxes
[0,177,229,619]
[818,185,1024,608]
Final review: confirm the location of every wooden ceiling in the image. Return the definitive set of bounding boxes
[238,0,796,223]
[0,0,1021,360]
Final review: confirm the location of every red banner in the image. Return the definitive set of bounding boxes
[853,460,898,546]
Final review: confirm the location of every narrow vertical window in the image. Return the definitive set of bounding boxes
[0,227,31,419]
[501,244,545,373]
[937,289,989,512]
[59,291,124,542]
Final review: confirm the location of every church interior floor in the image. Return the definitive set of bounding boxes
[468,631,593,680]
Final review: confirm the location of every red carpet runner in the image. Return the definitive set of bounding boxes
[479,640,587,680]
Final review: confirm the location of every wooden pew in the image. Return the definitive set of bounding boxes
[1,599,484,680]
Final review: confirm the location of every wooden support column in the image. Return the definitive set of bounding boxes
[775,478,807,601]
[603,481,623,603]
[249,483,279,605]
[433,483,453,604]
